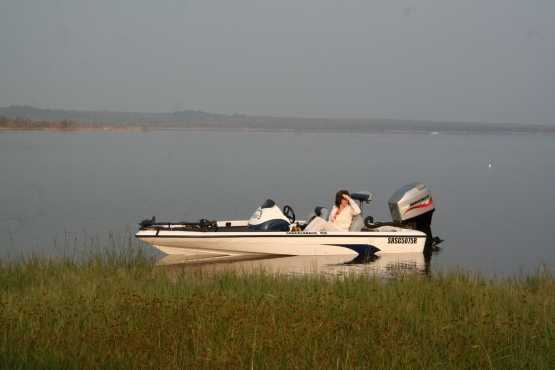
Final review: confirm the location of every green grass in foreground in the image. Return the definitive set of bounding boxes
[0,250,554,370]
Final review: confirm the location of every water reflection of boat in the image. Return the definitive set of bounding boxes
[332,252,428,277]
[157,252,428,278]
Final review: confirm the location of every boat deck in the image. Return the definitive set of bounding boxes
[139,223,402,233]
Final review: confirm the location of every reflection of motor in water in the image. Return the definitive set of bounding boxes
[344,249,442,276]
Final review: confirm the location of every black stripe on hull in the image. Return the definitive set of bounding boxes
[325,244,381,256]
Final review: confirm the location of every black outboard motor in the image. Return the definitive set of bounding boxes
[248,199,291,232]
[388,183,435,239]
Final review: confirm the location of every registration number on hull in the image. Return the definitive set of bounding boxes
[388,236,418,244]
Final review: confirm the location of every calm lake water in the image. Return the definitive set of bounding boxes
[1,130,554,276]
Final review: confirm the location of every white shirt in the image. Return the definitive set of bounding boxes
[328,197,361,231]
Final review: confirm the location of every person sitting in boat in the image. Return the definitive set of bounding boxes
[305,190,361,232]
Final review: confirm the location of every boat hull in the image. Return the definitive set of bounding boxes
[136,229,427,256]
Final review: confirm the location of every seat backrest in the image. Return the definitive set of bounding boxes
[302,207,329,230]
[349,215,364,232]
[314,206,329,221]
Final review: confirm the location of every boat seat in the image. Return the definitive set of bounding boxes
[314,206,329,220]
[302,207,329,230]
[349,215,364,232]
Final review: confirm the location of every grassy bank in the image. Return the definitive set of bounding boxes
[0,252,554,370]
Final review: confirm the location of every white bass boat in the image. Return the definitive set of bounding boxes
[136,183,437,258]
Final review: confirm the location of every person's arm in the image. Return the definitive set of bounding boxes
[348,197,361,216]
[329,206,338,222]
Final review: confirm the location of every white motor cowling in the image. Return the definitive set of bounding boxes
[388,183,434,235]
[388,183,434,222]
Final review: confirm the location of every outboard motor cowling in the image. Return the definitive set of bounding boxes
[248,199,291,231]
[388,183,434,236]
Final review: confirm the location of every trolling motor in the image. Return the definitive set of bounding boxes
[139,216,156,228]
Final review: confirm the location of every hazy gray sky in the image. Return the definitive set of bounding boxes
[1,0,553,124]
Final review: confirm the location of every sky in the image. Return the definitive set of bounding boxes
[0,0,554,124]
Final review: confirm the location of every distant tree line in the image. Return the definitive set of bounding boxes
[0,116,86,130]
[1,113,552,134]
[0,116,151,131]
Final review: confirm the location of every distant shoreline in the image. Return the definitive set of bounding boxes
[0,126,146,133]
[1,122,554,135]
[2,124,554,136]
[1,107,554,135]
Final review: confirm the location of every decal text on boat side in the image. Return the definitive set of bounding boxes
[287,231,328,235]
[388,236,417,244]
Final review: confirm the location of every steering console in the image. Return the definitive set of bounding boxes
[282,205,296,223]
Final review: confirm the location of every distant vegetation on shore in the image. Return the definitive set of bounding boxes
[0,116,145,131]
[1,105,554,134]
[1,249,554,369]
[0,116,118,131]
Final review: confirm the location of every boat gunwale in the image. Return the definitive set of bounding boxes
[136,231,427,239]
